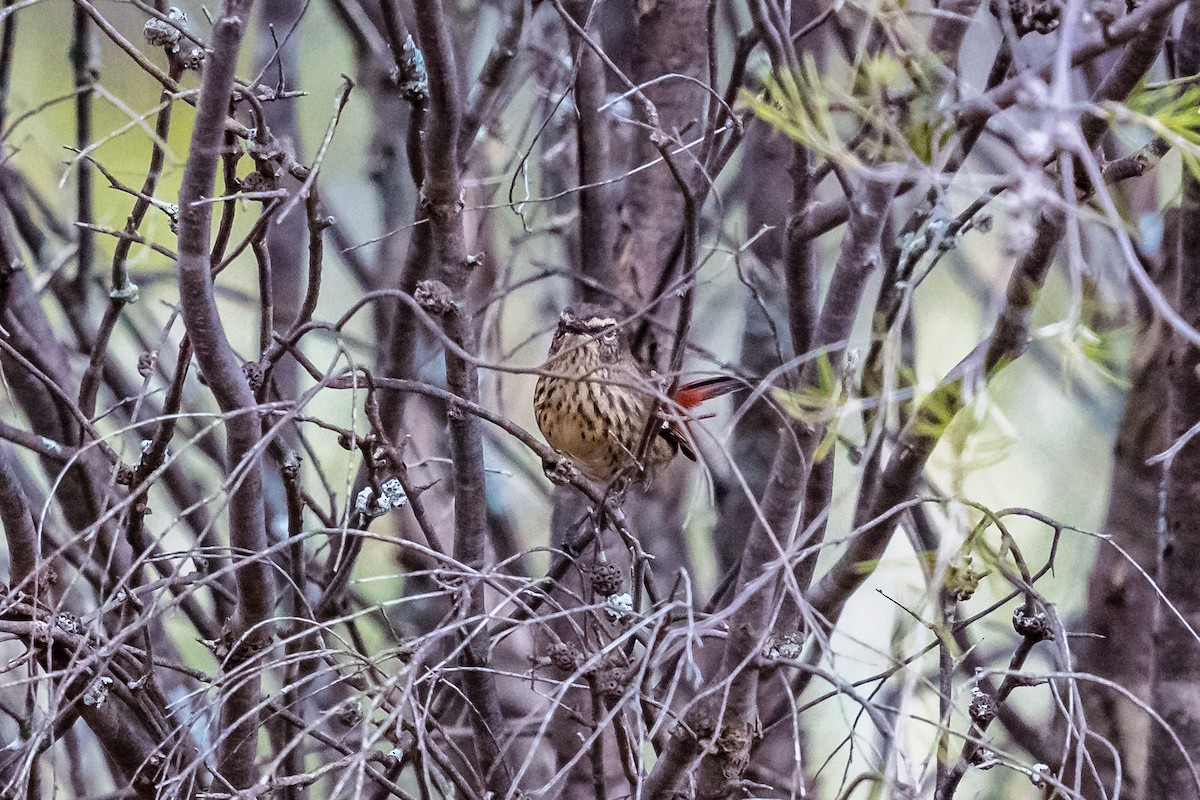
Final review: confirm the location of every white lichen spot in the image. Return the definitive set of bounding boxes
[355,478,408,519]
[82,676,113,707]
[604,592,634,619]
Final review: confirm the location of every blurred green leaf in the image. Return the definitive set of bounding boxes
[1111,78,1200,180]
[744,48,949,165]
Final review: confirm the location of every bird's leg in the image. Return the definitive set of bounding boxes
[620,455,655,488]
[604,473,631,507]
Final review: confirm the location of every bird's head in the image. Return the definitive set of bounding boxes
[549,303,624,362]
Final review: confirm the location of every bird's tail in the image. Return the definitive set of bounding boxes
[672,375,744,409]
[659,375,744,462]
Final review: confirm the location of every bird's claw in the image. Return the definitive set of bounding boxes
[604,473,632,506]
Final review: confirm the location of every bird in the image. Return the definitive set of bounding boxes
[533,302,742,483]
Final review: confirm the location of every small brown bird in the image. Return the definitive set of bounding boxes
[534,303,741,482]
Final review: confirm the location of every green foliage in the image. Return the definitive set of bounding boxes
[742,49,950,165]
[1111,78,1200,180]
[742,57,850,166]
[940,386,1016,487]
[770,353,845,460]
[1058,323,1130,389]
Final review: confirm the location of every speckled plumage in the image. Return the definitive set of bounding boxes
[533,304,677,482]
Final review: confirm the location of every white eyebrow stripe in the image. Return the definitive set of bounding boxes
[584,317,616,327]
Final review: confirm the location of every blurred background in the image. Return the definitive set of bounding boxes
[0,0,1172,796]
